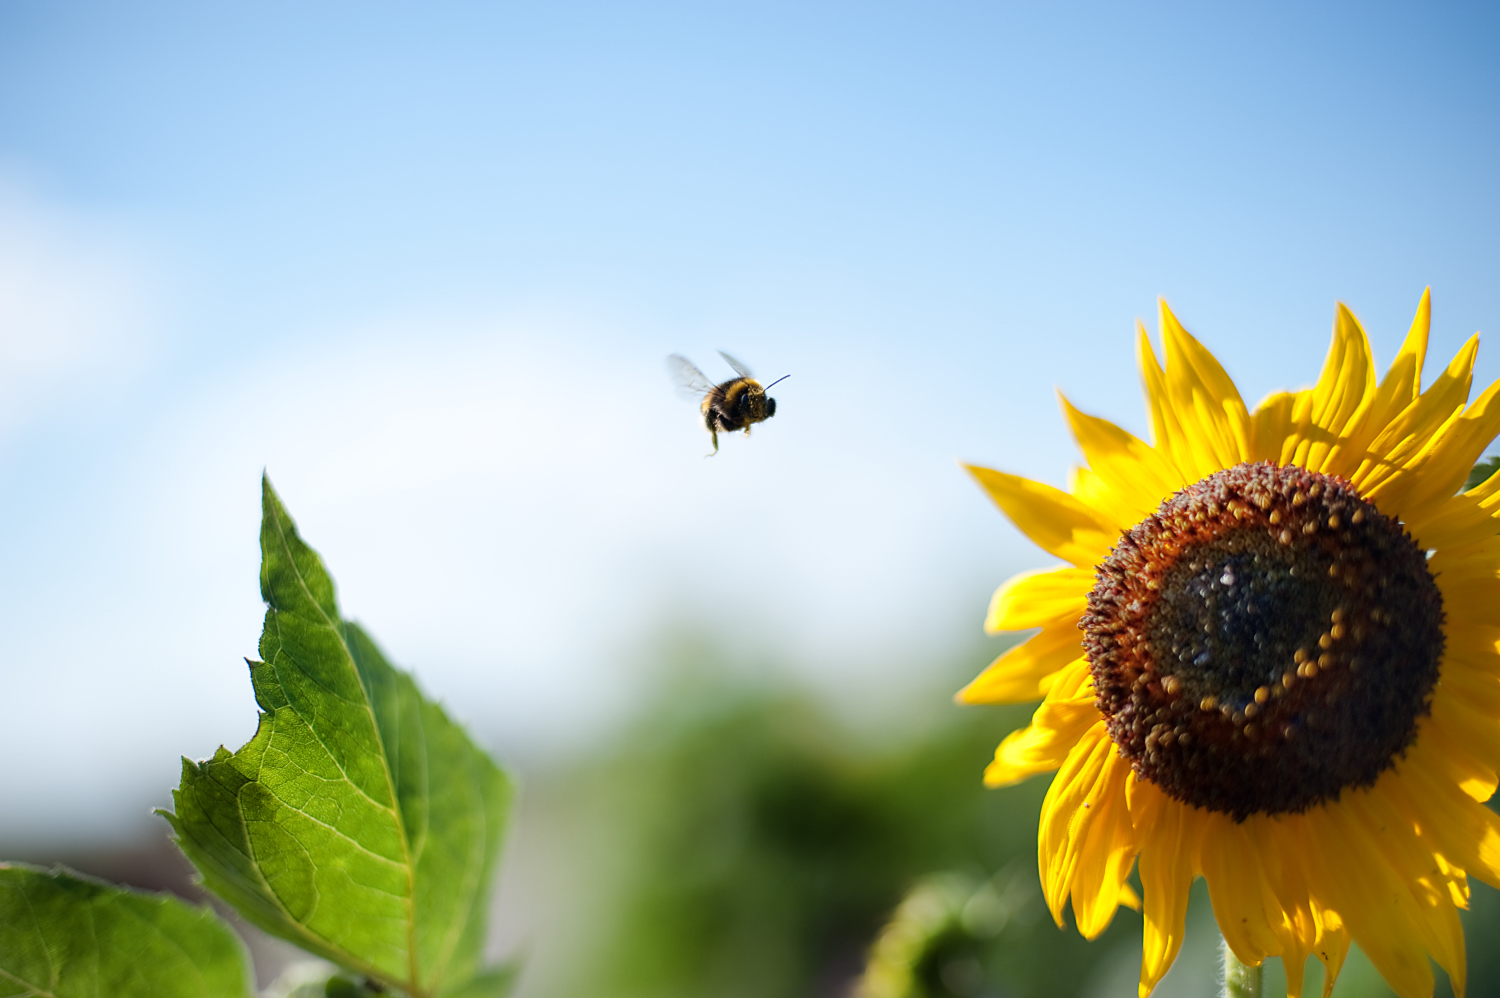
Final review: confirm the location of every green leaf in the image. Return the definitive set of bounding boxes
[161,477,514,998]
[1468,455,1500,492]
[0,863,253,998]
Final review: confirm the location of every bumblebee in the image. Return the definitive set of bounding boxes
[667,351,788,455]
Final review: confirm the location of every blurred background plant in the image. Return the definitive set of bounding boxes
[524,635,1500,998]
[501,633,1500,998]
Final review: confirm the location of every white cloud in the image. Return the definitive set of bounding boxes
[0,174,160,436]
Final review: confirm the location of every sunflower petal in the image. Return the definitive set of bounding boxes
[1198,812,1286,964]
[1296,303,1378,476]
[1432,538,1500,629]
[967,464,1116,567]
[958,618,1086,705]
[1058,391,1185,524]
[1448,672,1500,716]
[1393,748,1500,890]
[1159,300,1251,477]
[983,664,1097,787]
[1404,492,1500,551]
[1348,289,1431,449]
[1370,376,1500,522]
[1346,789,1466,992]
[1352,334,1479,499]
[1068,749,1138,939]
[1136,322,1193,478]
[1128,780,1201,997]
[1281,930,1312,995]
[1257,816,1324,998]
[1430,693,1500,778]
[1248,390,1301,464]
[1419,716,1499,802]
[1068,465,1124,528]
[1304,803,1437,998]
[1437,646,1500,715]
[1036,723,1124,928]
[984,566,1094,633]
[1280,928,1312,995]
[1313,915,1351,998]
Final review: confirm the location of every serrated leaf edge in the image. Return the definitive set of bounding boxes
[257,484,425,990]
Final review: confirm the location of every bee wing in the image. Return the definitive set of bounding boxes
[667,354,714,397]
[717,350,755,379]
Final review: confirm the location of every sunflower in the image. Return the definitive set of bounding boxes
[959,290,1500,998]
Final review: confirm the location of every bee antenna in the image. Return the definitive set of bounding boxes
[762,374,790,391]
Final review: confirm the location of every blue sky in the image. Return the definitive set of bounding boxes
[1,1,1497,844]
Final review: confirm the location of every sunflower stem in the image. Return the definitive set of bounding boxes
[1220,937,1263,998]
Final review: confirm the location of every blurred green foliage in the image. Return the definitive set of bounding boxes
[1465,455,1500,491]
[550,638,1500,998]
[556,641,1150,998]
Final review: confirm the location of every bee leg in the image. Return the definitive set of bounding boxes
[706,428,719,457]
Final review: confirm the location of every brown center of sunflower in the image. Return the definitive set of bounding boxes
[1080,461,1443,819]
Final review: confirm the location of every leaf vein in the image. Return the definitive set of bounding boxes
[229,784,402,986]
[14,875,56,994]
[244,809,407,880]
[265,638,398,818]
[0,964,58,998]
[265,502,421,992]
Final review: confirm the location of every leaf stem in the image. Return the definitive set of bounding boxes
[1221,936,1263,998]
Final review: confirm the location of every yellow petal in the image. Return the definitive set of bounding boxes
[1417,716,1499,802]
[1198,812,1286,964]
[1058,391,1185,523]
[1068,748,1138,939]
[967,464,1116,567]
[1347,790,1467,995]
[1432,533,1500,569]
[1432,540,1500,629]
[1345,288,1431,451]
[1369,376,1500,522]
[1129,781,1202,997]
[1282,949,1308,998]
[985,566,1094,633]
[983,664,1096,787]
[1431,692,1500,778]
[1261,814,1340,998]
[1136,322,1193,478]
[1248,389,1301,464]
[1296,303,1377,476]
[1391,750,1500,890]
[1281,928,1312,995]
[1313,914,1351,998]
[1304,802,1437,998]
[1352,333,1478,499]
[958,618,1086,705]
[1447,620,1500,660]
[1036,723,1121,928]
[1436,654,1500,717]
[1068,464,1137,531]
[1159,300,1251,477]
[1403,492,1500,551]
